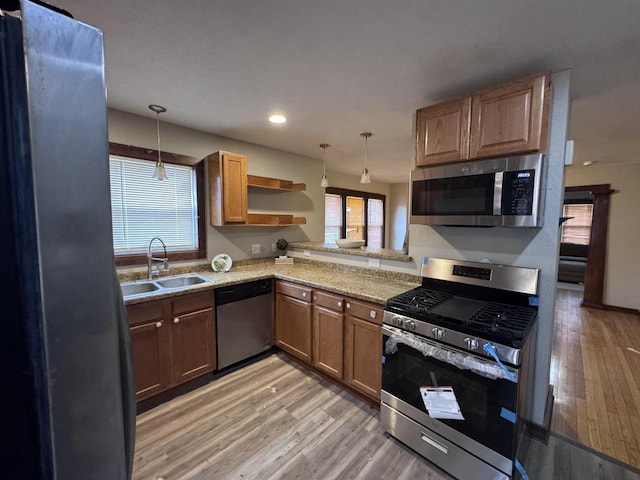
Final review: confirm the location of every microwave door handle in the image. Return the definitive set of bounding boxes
[493,171,504,216]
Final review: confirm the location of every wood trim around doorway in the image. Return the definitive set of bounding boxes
[564,184,614,310]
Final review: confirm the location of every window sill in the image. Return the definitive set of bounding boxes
[114,249,206,267]
[288,242,412,263]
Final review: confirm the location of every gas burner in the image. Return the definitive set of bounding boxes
[467,303,537,340]
[386,287,452,315]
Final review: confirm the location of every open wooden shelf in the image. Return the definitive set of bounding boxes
[247,175,306,191]
[246,213,306,226]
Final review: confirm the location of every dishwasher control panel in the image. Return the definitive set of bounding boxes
[215,278,273,305]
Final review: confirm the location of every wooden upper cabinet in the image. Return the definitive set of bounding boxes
[469,72,551,159]
[206,151,248,225]
[416,97,471,166]
[415,72,551,167]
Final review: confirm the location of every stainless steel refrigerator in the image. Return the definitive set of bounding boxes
[1,1,135,478]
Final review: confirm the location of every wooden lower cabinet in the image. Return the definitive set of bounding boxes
[344,300,383,400]
[275,283,312,362]
[172,308,216,384]
[313,305,344,380]
[128,301,172,400]
[275,281,383,402]
[127,291,216,402]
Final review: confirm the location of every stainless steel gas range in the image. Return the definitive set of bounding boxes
[381,257,539,480]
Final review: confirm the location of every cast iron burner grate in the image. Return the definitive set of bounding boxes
[386,287,452,316]
[467,303,537,339]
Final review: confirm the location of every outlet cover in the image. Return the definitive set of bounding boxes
[303,249,311,257]
[251,244,261,254]
[271,243,277,253]
[368,258,381,268]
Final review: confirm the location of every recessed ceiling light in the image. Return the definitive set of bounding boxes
[269,114,287,124]
[582,161,594,166]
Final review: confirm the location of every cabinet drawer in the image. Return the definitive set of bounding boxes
[172,291,213,316]
[126,300,164,327]
[277,281,312,302]
[345,299,383,325]
[314,290,344,312]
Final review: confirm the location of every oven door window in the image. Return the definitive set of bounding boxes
[412,173,495,216]
[382,336,517,458]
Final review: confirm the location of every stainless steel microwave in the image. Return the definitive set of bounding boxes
[410,153,545,227]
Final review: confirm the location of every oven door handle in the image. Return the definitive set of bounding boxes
[420,432,449,455]
[383,325,517,382]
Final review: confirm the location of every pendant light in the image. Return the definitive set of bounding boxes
[149,104,168,181]
[320,143,330,187]
[360,132,372,184]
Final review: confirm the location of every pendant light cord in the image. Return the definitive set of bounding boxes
[155,111,162,167]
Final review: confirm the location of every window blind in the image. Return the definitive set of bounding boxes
[110,156,198,253]
[367,198,384,249]
[561,203,593,245]
[324,193,342,243]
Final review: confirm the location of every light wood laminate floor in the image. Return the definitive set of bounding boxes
[551,288,640,468]
[133,353,452,480]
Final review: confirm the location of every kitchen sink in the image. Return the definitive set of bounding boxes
[156,275,210,289]
[121,282,159,296]
[120,273,212,300]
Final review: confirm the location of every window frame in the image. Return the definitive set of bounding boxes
[109,142,206,266]
[325,187,386,248]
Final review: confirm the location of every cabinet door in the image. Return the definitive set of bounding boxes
[207,151,247,225]
[313,306,344,380]
[345,300,382,400]
[416,97,471,166]
[275,293,312,363]
[469,73,550,159]
[221,152,248,223]
[172,308,216,385]
[129,319,172,401]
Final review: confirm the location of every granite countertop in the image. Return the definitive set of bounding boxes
[122,259,420,306]
[288,241,412,262]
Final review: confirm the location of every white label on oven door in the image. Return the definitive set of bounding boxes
[420,386,465,420]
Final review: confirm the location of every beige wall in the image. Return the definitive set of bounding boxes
[107,109,390,263]
[564,163,640,310]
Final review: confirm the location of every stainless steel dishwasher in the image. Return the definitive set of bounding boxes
[215,279,274,369]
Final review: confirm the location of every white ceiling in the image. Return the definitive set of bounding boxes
[54,0,640,183]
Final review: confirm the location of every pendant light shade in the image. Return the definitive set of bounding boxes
[360,132,372,184]
[149,104,168,181]
[320,143,330,187]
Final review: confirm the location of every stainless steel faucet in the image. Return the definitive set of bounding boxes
[147,237,170,280]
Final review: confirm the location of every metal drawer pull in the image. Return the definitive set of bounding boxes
[173,317,180,324]
[155,322,162,328]
[370,310,377,319]
[302,292,307,298]
[337,301,343,307]
[420,432,448,454]
[346,303,351,308]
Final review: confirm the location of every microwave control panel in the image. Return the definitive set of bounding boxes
[501,169,535,215]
